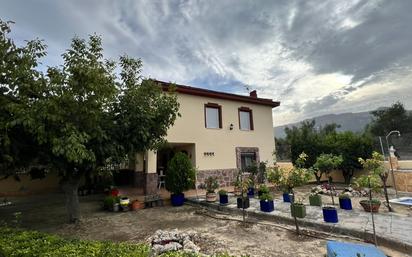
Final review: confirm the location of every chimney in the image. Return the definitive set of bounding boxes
[249,90,257,98]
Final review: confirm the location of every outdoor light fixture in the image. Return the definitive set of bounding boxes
[229,123,234,130]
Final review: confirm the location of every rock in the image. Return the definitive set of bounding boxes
[149,229,201,255]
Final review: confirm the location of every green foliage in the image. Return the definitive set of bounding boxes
[354,152,384,193]
[284,118,373,184]
[165,152,196,194]
[218,189,227,195]
[325,131,373,184]
[285,120,339,168]
[259,193,273,201]
[275,153,313,193]
[0,227,238,257]
[204,176,219,193]
[1,20,179,175]
[103,196,120,209]
[256,161,267,184]
[368,102,412,136]
[258,184,270,195]
[312,154,343,181]
[267,165,283,186]
[314,154,343,173]
[0,227,150,257]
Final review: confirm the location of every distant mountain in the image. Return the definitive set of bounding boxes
[274,111,373,138]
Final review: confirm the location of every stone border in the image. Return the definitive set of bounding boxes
[186,198,412,254]
[196,169,238,187]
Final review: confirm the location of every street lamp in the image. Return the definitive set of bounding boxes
[386,130,401,198]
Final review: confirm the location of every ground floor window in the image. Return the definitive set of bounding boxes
[240,152,256,172]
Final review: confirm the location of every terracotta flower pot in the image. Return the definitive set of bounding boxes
[131,200,144,211]
[360,200,381,212]
[206,192,217,202]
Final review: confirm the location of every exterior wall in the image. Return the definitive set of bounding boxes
[166,93,275,170]
[0,172,61,196]
[392,170,412,192]
[196,169,238,187]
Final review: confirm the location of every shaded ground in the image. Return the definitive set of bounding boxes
[0,193,410,256]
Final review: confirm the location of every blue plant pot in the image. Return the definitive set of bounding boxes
[260,200,274,212]
[219,194,228,205]
[171,193,185,206]
[247,188,255,198]
[283,193,291,203]
[339,198,352,210]
[323,207,338,223]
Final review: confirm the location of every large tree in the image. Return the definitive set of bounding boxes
[0,20,179,222]
[325,132,373,184]
[368,101,412,136]
[284,120,339,168]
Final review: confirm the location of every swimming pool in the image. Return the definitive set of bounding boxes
[389,197,412,206]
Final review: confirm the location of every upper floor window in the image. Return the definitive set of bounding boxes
[239,107,253,131]
[204,103,222,129]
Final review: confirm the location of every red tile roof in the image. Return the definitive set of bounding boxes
[152,79,280,108]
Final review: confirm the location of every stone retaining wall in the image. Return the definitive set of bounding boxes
[393,170,412,192]
[196,169,238,187]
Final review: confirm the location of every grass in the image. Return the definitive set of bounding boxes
[0,227,237,257]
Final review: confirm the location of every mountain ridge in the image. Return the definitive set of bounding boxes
[274,111,373,138]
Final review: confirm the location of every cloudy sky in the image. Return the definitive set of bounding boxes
[1,0,412,125]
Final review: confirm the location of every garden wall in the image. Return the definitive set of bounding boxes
[0,172,61,196]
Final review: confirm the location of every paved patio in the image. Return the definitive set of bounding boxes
[187,194,412,255]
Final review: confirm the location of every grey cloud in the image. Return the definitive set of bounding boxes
[282,1,412,83]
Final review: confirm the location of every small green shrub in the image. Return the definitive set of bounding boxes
[204,176,219,193]
[259,193,273,201]
[218,189,227,195]
[258,184,269,195]
[103,196,119,209]
[165,152,196,195]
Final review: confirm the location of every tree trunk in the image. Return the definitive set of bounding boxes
[315,174,321,184]
[342,169,353,185]
[62,176,81,223]
[291,189,300,235]
[381,176,393,212]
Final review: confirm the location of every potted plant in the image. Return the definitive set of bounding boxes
[236,177,250,209]
[309,186,322,206]
[359,198,381,212]
[290,198,306,218]
[234,171,242,196]
[338,192,352,210]
[258,184,270,197]
[131,199,144,211]
[103,195,120,212]
[355,152,386,212]
[119,196,130,211]
[204,176,219,202]
[267,165,291,202]
[165,152,196,206]
[259,193,274,212]
[245,162,258,198]
[219,189,228,205]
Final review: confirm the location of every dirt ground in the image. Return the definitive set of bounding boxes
[0,193,410,257]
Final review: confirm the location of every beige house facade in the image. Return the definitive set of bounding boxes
[135,80,280,195]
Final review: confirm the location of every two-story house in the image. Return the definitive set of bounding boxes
[133,80,280,195]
